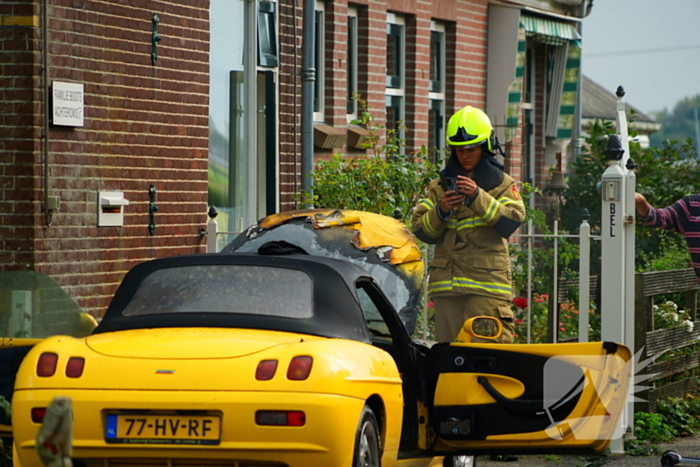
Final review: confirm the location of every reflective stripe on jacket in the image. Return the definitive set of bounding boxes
[411,174,526,299]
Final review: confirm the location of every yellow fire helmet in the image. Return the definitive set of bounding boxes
[445,105,495,152]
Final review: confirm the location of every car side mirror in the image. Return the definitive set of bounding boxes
[74,312,98,337]
[456,316,502,343]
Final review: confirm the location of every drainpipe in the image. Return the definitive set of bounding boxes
[301,0,315,204]
[244,0,257,226]
[42,0,51,226]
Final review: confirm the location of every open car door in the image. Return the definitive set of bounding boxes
[427,340,631,456]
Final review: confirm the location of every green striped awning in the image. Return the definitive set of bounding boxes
[505,26,526,142]
[520,15,580,46]
[504,15,581,142]
[555,39,581,139]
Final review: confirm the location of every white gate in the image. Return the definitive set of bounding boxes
[511,216,600,344]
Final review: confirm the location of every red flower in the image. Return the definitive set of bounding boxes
[513,297,527,309]
[427,301,434,308]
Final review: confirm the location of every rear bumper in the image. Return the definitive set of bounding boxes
[12,389,366,467]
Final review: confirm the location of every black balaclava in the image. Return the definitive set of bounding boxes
[439,145,505,192]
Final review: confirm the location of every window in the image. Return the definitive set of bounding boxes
[385,95,402,140]
[386,13,405,149]
[385,17,403,89]
[209,0,247,241]
[356,284,391,338]
[428,99,444,164]
[123,265,313,318]
[313,1,325,122]
[428,21,446,163]
[257,1,278,67]
[346,7,358,120]
[429,28,444,93]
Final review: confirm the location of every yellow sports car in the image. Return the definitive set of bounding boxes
[12,210,631,467]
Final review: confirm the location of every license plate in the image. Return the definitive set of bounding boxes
[105,413,221,445]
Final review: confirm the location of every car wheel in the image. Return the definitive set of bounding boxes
[443,455,476,467]
[352,406,381,467]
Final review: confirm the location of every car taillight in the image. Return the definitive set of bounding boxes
[37,352,58,377]
[66,357,85,378]
[31,408,47,423]
[255,410,305,427]
[255,359,278,381]
[287,356,313,381]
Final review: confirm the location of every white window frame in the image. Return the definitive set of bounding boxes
[385,13,405,93]
[428,21,446,163]
[257,1,279,68]
[313,0,326,122]
[428,21,445,96]
[346,6,359,123]
[385,13,405,147]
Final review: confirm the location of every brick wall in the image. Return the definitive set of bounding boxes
[276,0,492,210]
[1,0,211,318]
[277,0,301,209]
[0,1,40,272]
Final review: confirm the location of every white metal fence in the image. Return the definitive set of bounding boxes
[511,215,600,344]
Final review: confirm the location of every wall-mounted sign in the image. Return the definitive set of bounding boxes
[52,81,84,126]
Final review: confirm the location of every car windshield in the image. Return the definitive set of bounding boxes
[122,265,314,318]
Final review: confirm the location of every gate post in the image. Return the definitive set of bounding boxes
[600,86,636,452]
[207,206,219,253]
[578,210,591,343]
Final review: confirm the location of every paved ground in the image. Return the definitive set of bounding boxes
[475,436,700,467]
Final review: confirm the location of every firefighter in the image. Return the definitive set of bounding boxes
[412,106,526,344]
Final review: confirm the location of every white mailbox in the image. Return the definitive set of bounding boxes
[98,191,129,227]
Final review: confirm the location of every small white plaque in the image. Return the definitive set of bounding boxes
[52,81,84,126]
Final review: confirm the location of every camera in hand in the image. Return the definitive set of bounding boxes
[445,177,458,193]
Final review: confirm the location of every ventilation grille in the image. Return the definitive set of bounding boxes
[439,416,473,438]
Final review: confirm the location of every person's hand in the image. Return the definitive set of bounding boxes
[456,175,478,199]
[635,192,650,218]
[440,190,465,212]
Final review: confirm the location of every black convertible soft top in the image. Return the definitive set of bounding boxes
[95,253,380,343]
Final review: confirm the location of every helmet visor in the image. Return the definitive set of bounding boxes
[447,127,488,148]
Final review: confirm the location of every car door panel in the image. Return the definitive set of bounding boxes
[427,341,631,455]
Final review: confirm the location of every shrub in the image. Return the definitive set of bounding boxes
[656,395,700,437]
[633,412,677,443]
[297,95,439,225]
[626,395,700,457]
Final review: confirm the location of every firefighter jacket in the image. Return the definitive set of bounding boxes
[412,173,525,301]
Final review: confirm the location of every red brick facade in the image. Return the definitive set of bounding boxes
[1,0,572,318]
[0,1,39,275]
[1,0,210,317]
[276,0,501,211]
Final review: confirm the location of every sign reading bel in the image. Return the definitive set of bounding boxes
[52,81,84,126]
